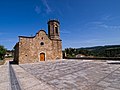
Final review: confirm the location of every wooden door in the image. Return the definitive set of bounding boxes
[40,53,45,61]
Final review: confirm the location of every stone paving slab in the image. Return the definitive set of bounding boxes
[12,65,56,90]
[1,59,120,90]
[20,60,120,90]
[0,65,10,90]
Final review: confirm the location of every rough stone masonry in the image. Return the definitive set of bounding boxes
[14,20,62,64]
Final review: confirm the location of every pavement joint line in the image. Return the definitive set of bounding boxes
[46,63,96,82]
[94,66,120,85]
[19,62,86,81]
[20,61,97,84]
[13,65,57,90]
[8,61,12,90]
[9,63,22,90]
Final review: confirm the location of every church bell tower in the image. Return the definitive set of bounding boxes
[48,19,60,40]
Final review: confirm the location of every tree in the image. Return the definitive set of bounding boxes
[0,45,6,60]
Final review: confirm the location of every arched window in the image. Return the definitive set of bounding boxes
[40,53,45,61]
[55,27,58,34]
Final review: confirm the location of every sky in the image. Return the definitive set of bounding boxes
[0,0,120,50]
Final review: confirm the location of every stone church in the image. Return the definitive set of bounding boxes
[14,20,62,64]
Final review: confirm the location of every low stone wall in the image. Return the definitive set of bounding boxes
[64,57,120,60]
[4,58,13,61]
[0,58,13,65]
[0,60,5,65]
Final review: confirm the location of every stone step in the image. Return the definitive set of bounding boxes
[107,60,120,64]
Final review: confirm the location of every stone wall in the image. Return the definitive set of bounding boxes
[14,42,19,63]
[51,40,62,59]
[17,30,62,64]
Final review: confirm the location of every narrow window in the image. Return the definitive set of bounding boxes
[55,27,58,34]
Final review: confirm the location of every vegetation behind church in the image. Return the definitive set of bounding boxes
[0,45,6,60]
[64,45,120,58]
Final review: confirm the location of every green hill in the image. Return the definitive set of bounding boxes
[64,45,120,58]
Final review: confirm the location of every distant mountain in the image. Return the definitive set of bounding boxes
[64,45,120,58]
[77,45,120,57]
[78,45,120,50]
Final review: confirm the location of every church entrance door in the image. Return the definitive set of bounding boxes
[40,53,45,61]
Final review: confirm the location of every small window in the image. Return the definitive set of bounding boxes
[40,42,44,46]
[55,27,58,34]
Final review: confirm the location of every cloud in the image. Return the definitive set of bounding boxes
[41,0,52,13]
[106,25,120,29]
[0,38,17,43]
[96,23,120,30]
[35,0,52,14]
[63,39,103,48]
[60,29,71,34]
[85,20,120,31]
[63,38,120,48]
[0,32,8,35]
[69,39,100,44]
[84,14,120,30]
[0,33,3,35]
[35,6,41,14]
[57,9,63,17]
[101,15,111,21]
[0,32,15,36]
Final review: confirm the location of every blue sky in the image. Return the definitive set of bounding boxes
[0,0,120,50]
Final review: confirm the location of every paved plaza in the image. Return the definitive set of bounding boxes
[0,65,10,90]
[0,59,120,90]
